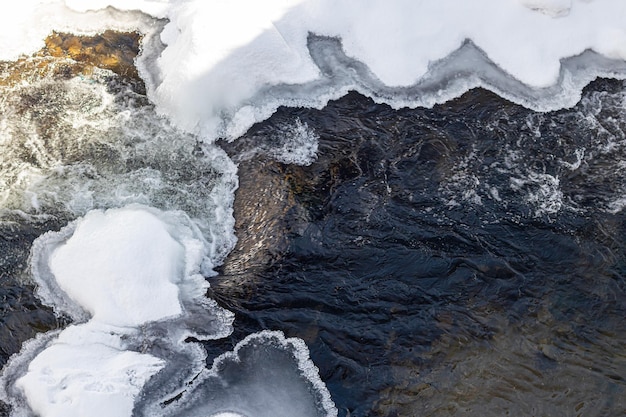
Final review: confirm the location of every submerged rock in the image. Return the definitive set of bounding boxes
[44,31,141,81]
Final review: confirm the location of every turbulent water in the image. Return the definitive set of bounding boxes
[0,33,335,417]
[214,83,626,416]
[4,56,625,416]
[1,3,626,417]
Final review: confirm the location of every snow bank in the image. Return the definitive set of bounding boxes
[2,1,626,140]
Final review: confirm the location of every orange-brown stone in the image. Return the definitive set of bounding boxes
[0,30,143,89]
[44,30,142,80]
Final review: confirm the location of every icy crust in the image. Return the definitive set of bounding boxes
[137,330,337,417]
[3,1,626,141]
[0,331,61,417]
[122,0,626,140]
[2,205,236,417]
[30,205,215,326]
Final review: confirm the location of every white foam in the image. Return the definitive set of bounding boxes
[511,172,564,218]
[241,118,319,166]
[270,119,319,165]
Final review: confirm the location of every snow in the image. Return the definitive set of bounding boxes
[15,323,165,417]
[2,1,626,140]
[49,207,185,327]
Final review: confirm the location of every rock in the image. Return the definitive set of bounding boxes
[0,31,144,92]
[44,31,141,81]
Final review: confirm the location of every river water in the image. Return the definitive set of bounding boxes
[1,32,626,417]
[213,83,626,416]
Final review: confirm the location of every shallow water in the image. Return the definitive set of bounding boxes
[0,44,625,416]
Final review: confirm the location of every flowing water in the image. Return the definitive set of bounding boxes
[213,84,626,416]
[0,15,626,417]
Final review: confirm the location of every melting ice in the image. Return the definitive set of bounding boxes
[3,0,626,416]
[1,206,334,417]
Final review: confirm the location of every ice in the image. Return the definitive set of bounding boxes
[146,0,317,138]
[0,205,236,417]
[15,323,165,417]
[27,205,228,325]
[139,331,337,417]
[64,0,170,17]
[2,1,626,140]
[135,0,626,139]
[49,207,184,327]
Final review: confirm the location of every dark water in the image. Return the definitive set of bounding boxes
[1,55,626,416]
[0,218,66,364]
[213,82,626,416]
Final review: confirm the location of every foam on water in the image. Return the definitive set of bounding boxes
[236,118,319,166]
[0,67,238,269]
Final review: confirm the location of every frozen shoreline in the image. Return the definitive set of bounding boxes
[3,1,626,141]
